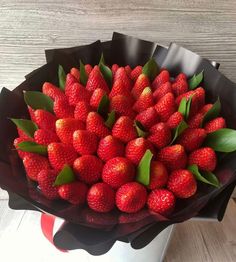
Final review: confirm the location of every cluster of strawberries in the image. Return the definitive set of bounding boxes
[13,60,226,217]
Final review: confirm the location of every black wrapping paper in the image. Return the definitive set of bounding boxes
[1,32,236,254]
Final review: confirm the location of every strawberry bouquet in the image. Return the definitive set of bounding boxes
[1,32,236,253]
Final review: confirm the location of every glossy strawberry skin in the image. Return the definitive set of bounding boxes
[135,107,159,129]
[175,73,187,82]
[116,182,147,213]
[90,88,107,110]
[109,79,132,99]
[112,64,119,76]
[34,129,59,146]
[85,64,93,76]
[74,101,92,122]
[70,67,80,81]
[148,123,172,149]
[53,97,74,118]
[148,161,169,190]
[130,66,142,82]
[153,82,172,103]
[42,82,65,101]
[204,117,226,133]
[131,74,150,99]
[73,130,98,155]
[113,67,132,91]
[34,109,57,131]
[171,80,188,96]
[125,65,132,77]
[67,82,91,106]
[188,113,204,128]
[152,70,170,90]
[199,103,213,114]
[110,95,135,119]
[166,112,184,129]
[133,87,154,113]
[65,73,79,96]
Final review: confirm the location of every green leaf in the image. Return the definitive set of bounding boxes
[136,149,153,186]
[53,164,76,186]
[105,110,116,129]
[99,53,105,66]
[134,120,148,138]
[17,141,47,155]
[58,65,66,91]
[185,95,194,120]
[204,128,236,152]
[10,118,38,138]
[178,98,187,116]
[188,164,220,188]
[24,91,54,113]
[97,94,110,118]
[170,121,188,144]
[189,70,204,90]
[99,63,112,88]
[79,60,88,86]
[202,97,221,127]
[142,59,160,81]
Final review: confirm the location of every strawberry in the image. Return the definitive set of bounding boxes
[113,67,132,91]
[153,82,172,103]
[90,88,107,110]
[53,97,74,118]
[110,95,135,118]
[58,181,88,205]
[55,118,85,144]
[166,112,184,129]
[172,80,188,96]
[23,154,50,181]
[87,182,115,213]
[116,182,147,213]
[85,64,93,76]
[65,73,78,97]
[70,67,80,82]
[133,87,154,113]
[175,90,195,106]
[102,157,135,189]
[17,127,33,140]
[148,122,172,149]
[135,107,159,129]
[86,65,110,93]
[86,112,110,138]
[42,82,65,101]
[131,74,150,99]
[73,130,98,155]
[130,66,142,82]
[74,101,92,122]
[112,64,119,76]
[188,113,204,128]
[199,103,213,114]
[48,143,77,171]
[28,106,37,122]
[14,137,34,159]
[34,129,59,146]
[154,92,176,122]
[147,189,175,216]
[109,78,132,98]
[152,70,170,90]
[73,155,103,184]
[157,144,187,171]
[193,87,205,110]
[125,65,132,77]
[97,135,125,162]
[204,117,226,133]
[148,161,169,190]
[177,128,206,152]
[67,82,91,106]
[112,116,137,143]
[188,147,217,172]
[175,73,187,82]
[125,138,155,165]
[167,169,197,199]
[37,169,59,200]
[34,109,57,131]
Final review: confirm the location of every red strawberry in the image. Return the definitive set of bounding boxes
[177,128,206,152]
[85,64,93,76]
[14,137,34,159]
[166,112,184,129]
[172,80,188,96]
[37,169,59,200]
[175,90,195,106]
[133,87,154,113]
[153,82,172,102]
[90,88,107,110]
[112,116,137,143]
[148,161,169,190]
[97,135,125,162]
[86,65,109,93]
[48,143,77,171]
[135,107,159,129]
[131,74,150,99]
[58,181,88,205]
[87,182,115,213]
[73,155,103,184]
[110,95,135,118]
[148,123,172,149]
[65,73,78,93]
[113,67,132,90]
[204,117,226,133]
[189,87,205,116]
[86,112,111,138]
[188,113,204,128]
[154,92,176,122]
[42,82,65,101]
[199,103,213,114]
[28,106,37,122]
[188,147,217,172]
[23,154,50,181]
[102,157,135,189]
[152,70,170,90]
[125,65,132,77]
[109,79,132,99]
[55,118,85,144]
[67,82,91,106]
[130,66,142,82]
[17,127,33,141]
[73,130,98,155]
[157,144,187,171]
[112,64,119,76]
[53,97,74,118]
[147,189,175,216]
[175,73,187,82]
[74,101,92,122]
[70,67,80,82]
[167,169,197,199]
[34,129,59,146]
[116,182,147,213]
[125,138,155,165]
[34,109,57,131]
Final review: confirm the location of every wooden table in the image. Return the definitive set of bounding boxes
[1,1,236,261]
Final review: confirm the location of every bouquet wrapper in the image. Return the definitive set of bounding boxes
[1,32,236,255]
